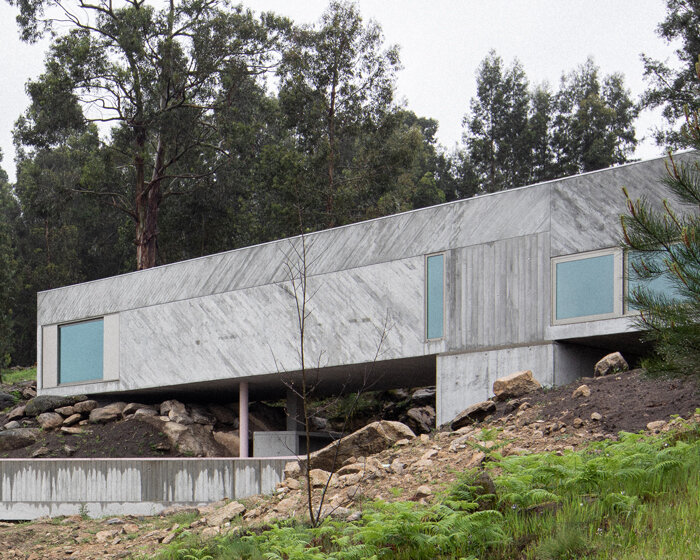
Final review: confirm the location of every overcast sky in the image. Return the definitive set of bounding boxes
[0,0,680,183]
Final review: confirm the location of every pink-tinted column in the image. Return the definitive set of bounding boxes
[239,381,249,458]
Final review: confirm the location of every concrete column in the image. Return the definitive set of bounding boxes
[239,382,249,458]
[286,389,305,431]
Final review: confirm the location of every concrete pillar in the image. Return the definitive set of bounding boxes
[239,381,249,458]
[286,389,305,431]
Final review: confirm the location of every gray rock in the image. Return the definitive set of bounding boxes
[411,387,436,405]
[122,403,150,416]
[0,392,17,410]
[404,405,436,434]
[3,421,20,430]
[7,405,25,421]
[37,412,64,430]
[73,399,99,414]
[0,428,41,451]
[307,421,416,472]
[207,404,238,426]
[89,402,127,424]
[160,421,227,457]
[160,399,185,415]
[25,395,86,417]
[63,413,82,426]
[450,400,497,430]
[594,352,628,377]
[493,370,541,401]
[206,501,246,527]
[212,431,240,456]
[190,405,216,425]
[54,406,75,417]
[134,407,158,418]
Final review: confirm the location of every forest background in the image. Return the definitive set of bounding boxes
[0,0,696,367]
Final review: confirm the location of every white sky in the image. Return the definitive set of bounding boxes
[0,0,680,183]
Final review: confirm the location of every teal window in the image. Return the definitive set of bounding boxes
[555,253,616,321]
[627,250,682,308]
[59,319,104,384]
[426,254,444,339]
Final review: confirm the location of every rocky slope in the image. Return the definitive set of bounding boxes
[0,361,697,559]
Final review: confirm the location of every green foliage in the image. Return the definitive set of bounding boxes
[641,0,700,147]
[140,421,700,560]
[461,52,637,195]
[621,62,700,378]
[0,154,17,368]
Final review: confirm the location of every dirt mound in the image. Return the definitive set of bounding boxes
[489,368,699,434]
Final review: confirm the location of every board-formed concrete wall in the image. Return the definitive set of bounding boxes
[0,457,287,520]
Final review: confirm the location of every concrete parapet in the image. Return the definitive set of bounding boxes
[0,457,289,520]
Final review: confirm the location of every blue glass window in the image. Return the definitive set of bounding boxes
[59,319,104,384]
[627,251,682,307]
[426,254,444,339]
[556,254,615,320]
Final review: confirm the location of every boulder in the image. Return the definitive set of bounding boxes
[162,422,227,457]
[594,352,628,377]
[206,501,246,527]
[190,405,216,425]
[411,387,436,405]
[25,395,86,417]
[207,404,238,426]
[450,400,497,430]
[134,407,159,418]
[161,400,193,425]
[89,402,127,424]
[493,370,541,401]
[7,405,25,421]
[63,413,82,426]
[308,468,333,488]
[54,406,75,416]
[0,428,41,451]
[73,400,99,414]
[307,420,416,472]
[3,421,20,430]
[21,386,37,400]
[647,420,666,432]
[212,431,240,456]
[122,403,150,416]
[572,385,591,399]
[404,406,436,434]
[37,412,64,430]
[0,392,17,410]
[160,399,185,415]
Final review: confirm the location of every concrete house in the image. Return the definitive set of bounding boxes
[36,154,690,455]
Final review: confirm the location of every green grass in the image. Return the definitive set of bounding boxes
[0,366,37,385]
[136,416,700,560]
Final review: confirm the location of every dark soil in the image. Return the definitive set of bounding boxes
[1,418,179,459]
[491,368,700,434]
[0,368,698,459]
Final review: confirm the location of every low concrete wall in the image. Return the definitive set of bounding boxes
[0,457,289,520]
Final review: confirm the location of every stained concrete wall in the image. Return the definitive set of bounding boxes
[0,457,287,520]
[36,154,697,422]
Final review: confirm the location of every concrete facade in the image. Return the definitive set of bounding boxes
[0,457,287,520]
[36,154,695,427]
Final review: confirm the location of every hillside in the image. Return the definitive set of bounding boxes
[0,366,697,559]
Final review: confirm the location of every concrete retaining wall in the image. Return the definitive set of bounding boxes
[0,457,289,520]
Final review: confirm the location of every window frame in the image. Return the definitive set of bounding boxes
[58,317,105,385]
[425,252,446,341]
[551,248,623,325]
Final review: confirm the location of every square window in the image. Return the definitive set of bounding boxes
[553,250,622,323]
[59,319,104,384]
